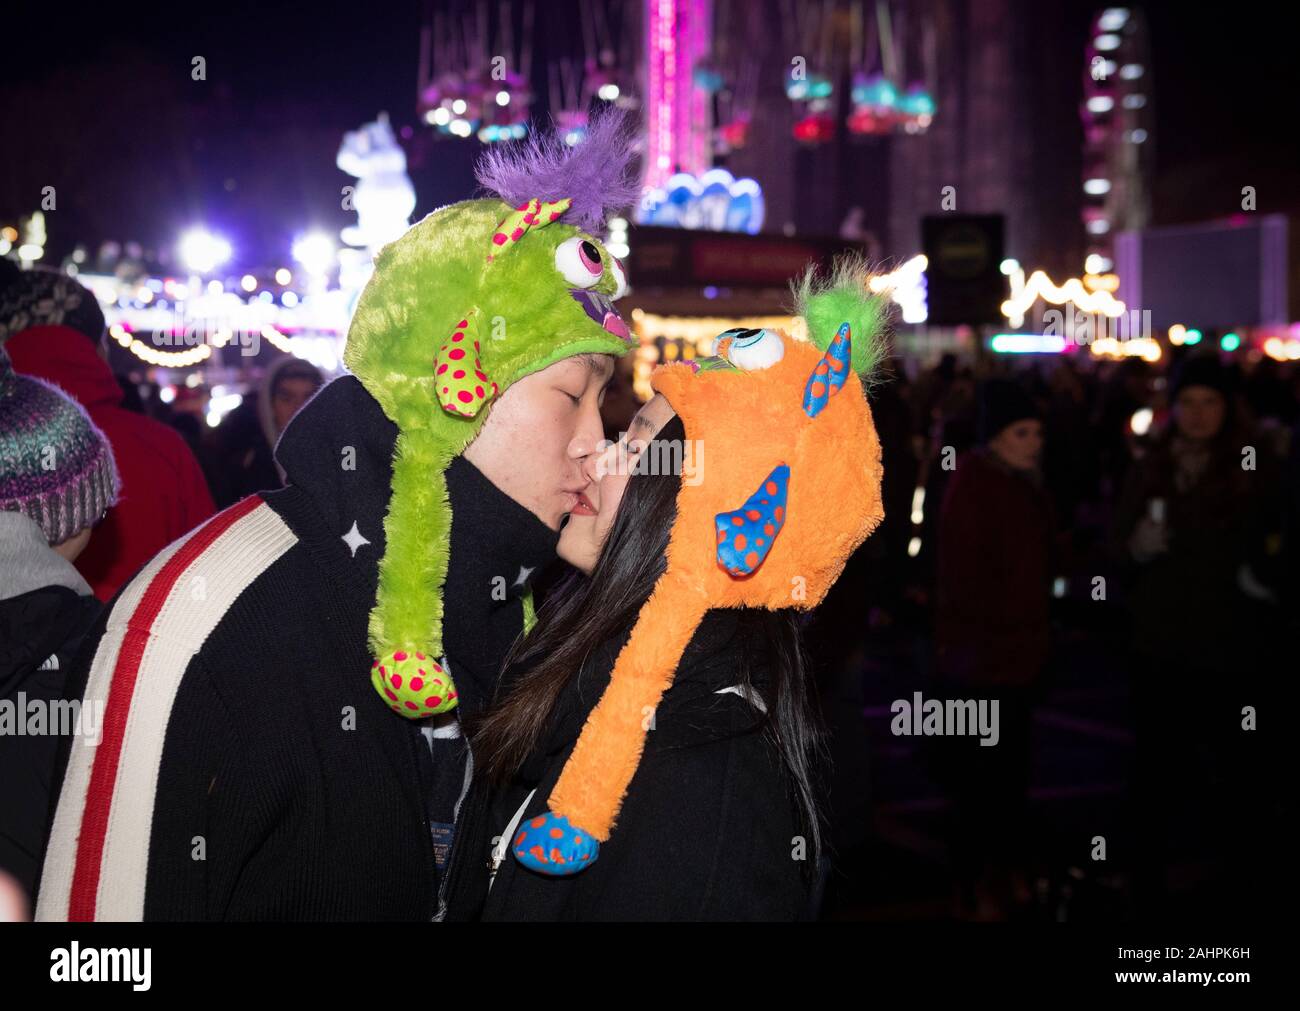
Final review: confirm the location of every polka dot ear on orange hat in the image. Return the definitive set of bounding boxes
[715,463,790,577]
[372,649,458,717]
[434,315,499,417]
[802,321,853,418]
[512,811,599,875]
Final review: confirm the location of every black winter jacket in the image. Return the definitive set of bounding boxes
[34,376,558,921]
[442,608,818,921]
[0,513,101,905]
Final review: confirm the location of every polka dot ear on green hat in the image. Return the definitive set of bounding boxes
[371,651,457,716]
[340,110,639,719]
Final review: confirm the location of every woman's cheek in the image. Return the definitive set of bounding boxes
[596,475,629,543]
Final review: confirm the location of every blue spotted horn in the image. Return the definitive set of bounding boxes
[802,322,852,419]
[715,464,790,577]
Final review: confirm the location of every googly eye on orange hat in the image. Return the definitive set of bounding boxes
[512,255,890,874]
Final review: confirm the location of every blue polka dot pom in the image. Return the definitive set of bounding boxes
[512,810,600,876]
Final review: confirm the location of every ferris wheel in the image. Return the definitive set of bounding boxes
[1080,7,1153,274]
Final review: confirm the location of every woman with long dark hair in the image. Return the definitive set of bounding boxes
[441,268,888,921]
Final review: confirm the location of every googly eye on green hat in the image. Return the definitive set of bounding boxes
[342,110,640,718]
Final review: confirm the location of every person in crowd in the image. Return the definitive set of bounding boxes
[0,267,215,600]
[0,347,119,912]
[1112,354,1281,914]
[914,365,977,596]
[442,268,887,921]
[933,377,1054,921]
[34,112,639,921]
[213,356,324,507]
[1091,357,1152,498]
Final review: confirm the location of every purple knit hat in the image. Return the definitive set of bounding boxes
[0,348,119,544]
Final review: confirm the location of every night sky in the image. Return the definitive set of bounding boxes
[2,0,1295,267]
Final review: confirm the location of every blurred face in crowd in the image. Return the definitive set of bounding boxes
[464,353,615,531]
[1173,385,1226,441]
[989,418,1044,472]
[559,392,676,575]
[272,377,320,433]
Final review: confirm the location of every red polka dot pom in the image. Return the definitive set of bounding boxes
[371,648,459,718]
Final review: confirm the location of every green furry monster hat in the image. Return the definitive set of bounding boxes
[342,112,639,719]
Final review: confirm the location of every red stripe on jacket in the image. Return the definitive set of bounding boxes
[67,495,264,920]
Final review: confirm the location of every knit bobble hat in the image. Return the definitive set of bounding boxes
[0,349,120,545]
[0,266,107,344]
[977,378,1041,443]
[1171,354,1237,401]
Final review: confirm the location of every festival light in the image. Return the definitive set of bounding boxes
[116,331,213,367]
[1090,336,1161,362]
[1098,9,1130,31]
[206,392,244,428]
[606,216,630,260]
[260,325,294,353]
[867,254,928,323]
[1220,332,1240,352]
[1263,337,1300,361]
[178,229,232,274]
[1001,268,1127,326]
[645,0,711,190]
[990,334,1069,354]
[292,233,336,276]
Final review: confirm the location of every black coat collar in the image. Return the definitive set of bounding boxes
[272,374,560,712]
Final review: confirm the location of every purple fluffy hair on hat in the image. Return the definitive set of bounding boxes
[474,109,642,236]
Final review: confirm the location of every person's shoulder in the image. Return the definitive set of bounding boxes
[133,411,202,459]
[99,498,302,649]
[82,499,317,737]
[92,405,199,468]
[643,686,775,778]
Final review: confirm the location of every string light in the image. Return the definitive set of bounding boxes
[866,254,928,323]
[1090,336,1160,362]
[260,325,295,353]
[1002,268,1127,326]
[110,323,214,367]
[1263,337,1300,361]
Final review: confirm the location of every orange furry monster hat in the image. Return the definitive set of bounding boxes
[512,257,888,875]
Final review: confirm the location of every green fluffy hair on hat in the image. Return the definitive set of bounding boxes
[343,110,639,719]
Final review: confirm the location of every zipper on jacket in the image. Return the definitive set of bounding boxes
[401,719,442,918]
[432,736,475,921]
